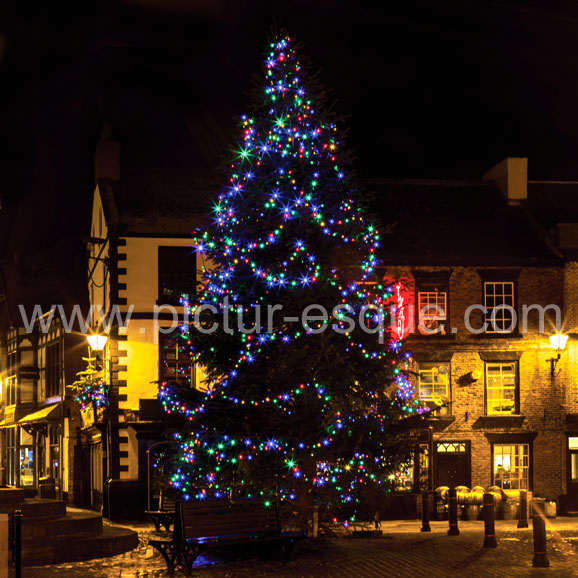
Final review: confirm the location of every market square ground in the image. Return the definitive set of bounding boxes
[12,517,578,577]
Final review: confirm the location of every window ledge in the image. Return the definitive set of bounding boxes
[474,332,523,339]
[473,415,525,429]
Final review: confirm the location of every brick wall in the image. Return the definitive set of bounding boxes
[387,264,569,501]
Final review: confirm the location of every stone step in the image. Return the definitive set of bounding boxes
[21,510,103,539]
[0,498,66,519]
[21,525,139,566]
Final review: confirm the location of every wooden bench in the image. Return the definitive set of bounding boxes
[146,489,177,532]
[149,498,304,575]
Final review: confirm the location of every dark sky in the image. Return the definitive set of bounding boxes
[2,0,578,265]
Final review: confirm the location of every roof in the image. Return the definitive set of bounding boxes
[526,181,578,230]
[365,179,562,267]
[102,168,214,236]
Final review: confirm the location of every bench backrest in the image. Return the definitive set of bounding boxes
[176,498,280,542]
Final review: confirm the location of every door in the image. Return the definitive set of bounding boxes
[435,442,470,488]
[567,437,578,511]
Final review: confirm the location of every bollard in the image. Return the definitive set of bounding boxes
[448,487,459,536]
[13,510,21,578]
[532,501,549,568]
[517,489,528,529]
[421,491,431,532]
[312,505,319,539]
[483,493,497,548]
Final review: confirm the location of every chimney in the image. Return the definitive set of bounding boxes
[94,122,120,182]
[483,157,528,205]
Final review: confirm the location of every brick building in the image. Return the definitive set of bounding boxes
[373,158,578,512]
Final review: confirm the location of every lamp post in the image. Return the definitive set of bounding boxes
[85,332,111,516]
[548,333,568,376]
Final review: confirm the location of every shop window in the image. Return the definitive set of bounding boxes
[493,443,529,490]
[19,428,34,487]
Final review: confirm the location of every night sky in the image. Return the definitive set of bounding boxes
[2,0,578,268]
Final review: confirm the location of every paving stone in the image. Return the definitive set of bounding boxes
[10,518,578,577]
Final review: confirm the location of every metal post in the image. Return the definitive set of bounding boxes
[13,510,22,578]
[483,493,497,548]
[421,491,431,532]
[447,487,459,535]
[532,501,549,568]
[517,489,528,529]
[146,448,151,513]
[312,505,319,539]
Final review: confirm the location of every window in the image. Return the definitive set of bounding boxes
[158,246,196,306]
[437,442,467,453]
[484,281,515,333]
[6,428,17,485]
[7,332,17,405]
[19,428,34,487]
[45,343,61,398]
[493,444,529,490]
[486,362,517,415]
[418,363,450,416]
[160,331,194,386]
[417,284,447,335]
[49,426,60,488]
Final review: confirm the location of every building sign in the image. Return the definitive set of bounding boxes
[383,274,414,340]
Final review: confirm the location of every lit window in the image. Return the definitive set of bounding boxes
[484,281,515,333]
[418,364,450,415]
[417,285,447,335]
[486,362,517,415]
[437,442,466,453]
[493,444,529,490]
[160,331,194,386]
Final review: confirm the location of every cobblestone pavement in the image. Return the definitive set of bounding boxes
[11,517,578,577]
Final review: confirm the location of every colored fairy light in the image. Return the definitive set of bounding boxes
[154,32,424,521]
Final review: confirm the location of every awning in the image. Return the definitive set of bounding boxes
[18,404,61,425]
[0,419,16,428]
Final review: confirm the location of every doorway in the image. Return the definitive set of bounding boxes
[435,441,471,488]
[567,437,578,511]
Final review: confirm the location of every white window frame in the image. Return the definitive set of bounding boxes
[417,286,447,335]
[493,443,529,490]
[485,362,517,415]
[484,281,515,333]
[418,364,450,416]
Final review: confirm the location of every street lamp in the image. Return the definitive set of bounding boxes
[87,333,108,352]
[548,333,569,376]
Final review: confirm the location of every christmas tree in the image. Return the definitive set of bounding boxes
[158,32,421,527]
